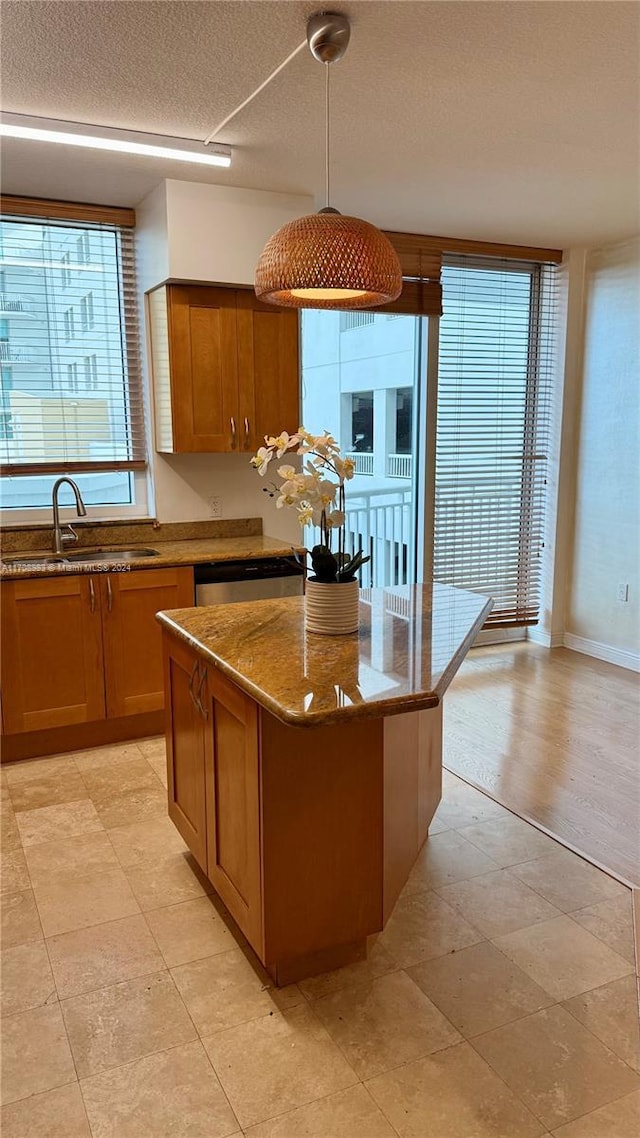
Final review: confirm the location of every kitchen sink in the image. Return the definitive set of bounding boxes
[3,548,159,567]
[65,548,160,562]
[2,555,68,566]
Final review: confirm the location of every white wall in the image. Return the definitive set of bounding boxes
[135,180,313,539]
[566,236,640,665]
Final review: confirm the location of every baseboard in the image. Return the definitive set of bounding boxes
[527,628,564,648]
[1,710,165,762]
[563,633,640,673]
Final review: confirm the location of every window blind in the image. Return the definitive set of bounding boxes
[383,231,443,317]
[434,255,557,627]
[0,211,145,477]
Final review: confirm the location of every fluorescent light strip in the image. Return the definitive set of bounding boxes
[0,121,231,167]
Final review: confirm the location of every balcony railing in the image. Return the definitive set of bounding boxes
[0,294,34,317]
[345,487,413,588]
[345,451,374,476]
[0,343,41,364]
[387,453,412,479]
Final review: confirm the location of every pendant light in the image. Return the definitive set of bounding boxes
[255,12,402,309]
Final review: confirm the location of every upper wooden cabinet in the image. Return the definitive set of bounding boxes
[148,284,300,454]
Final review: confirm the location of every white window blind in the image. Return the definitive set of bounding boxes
[434,256,556,627]
[0,213,145,477]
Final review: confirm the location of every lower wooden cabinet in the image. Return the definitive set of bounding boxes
[103,567,193,718]
[165,635,208,872]
[1,566,194,735]
[164,633,263,947]
[203,666,263,951]
[1,575,105,734]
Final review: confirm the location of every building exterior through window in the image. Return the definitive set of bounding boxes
[0,216,142,511]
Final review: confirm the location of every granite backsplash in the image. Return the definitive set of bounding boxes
[0,517,263,554]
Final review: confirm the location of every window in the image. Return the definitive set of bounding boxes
[434,256,556,628]
[84,354,98,391]
[67,362,78,392]
[76,232,90,264]
[350,392,374,452]
[0,209,146,514]
[395,388,413,454]
[340,311,375,332]
[64,307,74,340]
[80,292,94,332]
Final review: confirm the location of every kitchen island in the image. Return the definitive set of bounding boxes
[158,582,491,984]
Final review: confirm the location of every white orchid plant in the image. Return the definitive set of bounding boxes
[250,428,370,584]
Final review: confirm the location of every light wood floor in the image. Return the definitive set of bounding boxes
[443,642,640,886]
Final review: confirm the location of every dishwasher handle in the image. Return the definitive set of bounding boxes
[193,557,303,586]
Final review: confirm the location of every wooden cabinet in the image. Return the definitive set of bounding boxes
[1,566,194,735]
[103,566,193,718]
[148,284,300,454]
[163,631,263,945]
[165,635,208,872]
[1,575,105,734]
[203,665,263,950]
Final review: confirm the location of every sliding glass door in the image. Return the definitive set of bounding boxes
[300,258,555,624]
[301,310,424,588]
[434,258,555,628]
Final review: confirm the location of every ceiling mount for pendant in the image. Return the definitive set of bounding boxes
[254,10,403,310]
[306,12,351,64]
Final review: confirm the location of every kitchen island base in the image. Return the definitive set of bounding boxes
[163,631,443,986]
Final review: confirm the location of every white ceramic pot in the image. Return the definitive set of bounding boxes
[305,577,360,636]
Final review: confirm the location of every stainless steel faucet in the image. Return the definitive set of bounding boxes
[51,477,87,555]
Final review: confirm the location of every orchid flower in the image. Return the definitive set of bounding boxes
[250,426,370,582]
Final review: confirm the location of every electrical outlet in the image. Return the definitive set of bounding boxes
[208,496,222,519]
[616,582,629,603]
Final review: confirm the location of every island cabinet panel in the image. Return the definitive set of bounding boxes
[382,706,443,922]
[1,576,105,733]
[259,712,384,984]
[102,566,194,718]
[164,637,208,872]
[204,667,263,954]
[148,284,300,455]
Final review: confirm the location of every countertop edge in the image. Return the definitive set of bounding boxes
[434,594,494,701]
[156,600,487,729]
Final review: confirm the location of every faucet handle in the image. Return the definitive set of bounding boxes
[60,525,79,549]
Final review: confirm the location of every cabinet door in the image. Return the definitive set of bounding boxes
[0,576,105,734]
[167,285,239,452]
[236,291,300,452]
[163,634,207,871]
[204,667,263,952]
[102,566,194,718]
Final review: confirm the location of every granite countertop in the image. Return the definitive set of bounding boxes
[0,532,298,579]
[158,582,492,727]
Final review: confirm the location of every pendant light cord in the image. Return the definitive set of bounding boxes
[325,61,330,208]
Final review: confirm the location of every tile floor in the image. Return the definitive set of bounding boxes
[1,741,639,1137]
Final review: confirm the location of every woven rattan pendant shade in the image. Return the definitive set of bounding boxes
[255,211,403,309]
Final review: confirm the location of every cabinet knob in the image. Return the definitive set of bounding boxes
[88,577,96,613]
[244,417,250,444]
[230,417,236,448]
[106,576,113,612]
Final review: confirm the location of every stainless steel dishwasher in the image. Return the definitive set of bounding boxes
[194,556,304,606]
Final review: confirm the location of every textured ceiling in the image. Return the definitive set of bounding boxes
[1,0,638,247]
